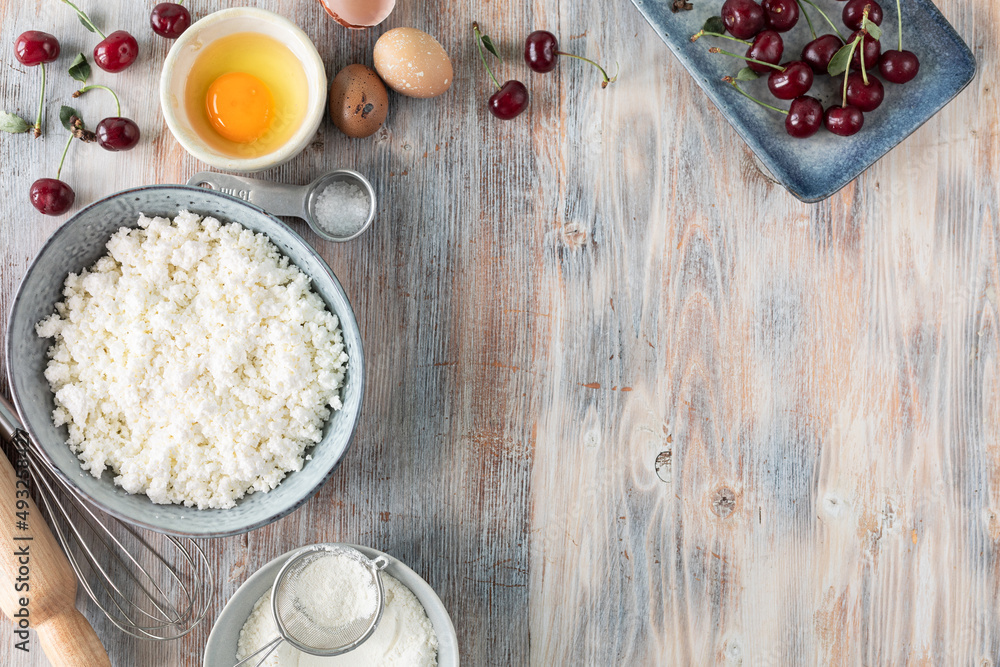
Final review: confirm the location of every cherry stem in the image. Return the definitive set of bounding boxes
[842,38,859,107]
[60,0,106,40]
[895,0,903,50]
[556,51,618,88]
[33,63,46,138]
[709,47,784,71]
[74,84,121,117]
[859,7,870,85]
[723,77,788,115]
[691,30,751,45]
[472,22,502,91]
[799,0,845,41]
[796,1,817,40]
[56,132,73,181]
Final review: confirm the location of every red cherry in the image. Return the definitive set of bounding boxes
[722,77,820,139]
[721,0,766,40]
[767,61,813,100]
[824,105,865,136]
[745,30,784,74]
[489,81,529,120]
[802,34,844,73]
[14,31,60,66]
[30,178,75,216]
[843,0,883,31]
[845,72,884,112]
[879,50,920,83]
[96,117,141,151]
[151,3,191,39]
[849,30,881,71]
[94,30,138,73]
[522,29,616,86]
[525,30,558,73]
[762,0,799,32]
[785,96,823,138]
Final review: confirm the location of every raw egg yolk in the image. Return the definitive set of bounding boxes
[205,72,274,143]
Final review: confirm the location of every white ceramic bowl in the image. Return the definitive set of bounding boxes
[203,543,459,666]
[159,8,327,173]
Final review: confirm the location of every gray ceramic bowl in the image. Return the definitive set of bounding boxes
[203,543,459,666]
[4,185,364,537]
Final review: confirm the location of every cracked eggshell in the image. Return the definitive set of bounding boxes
[329,64,389,138]
[373,28,453,99]
[319,0,395,28]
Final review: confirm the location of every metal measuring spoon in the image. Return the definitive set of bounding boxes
[187,170,376,242]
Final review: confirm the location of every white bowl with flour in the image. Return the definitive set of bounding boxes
[204,544,459,666]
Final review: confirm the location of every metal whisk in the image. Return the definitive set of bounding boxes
[0,393,214,641]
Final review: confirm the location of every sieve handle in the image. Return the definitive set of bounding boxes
[187,172,310,220]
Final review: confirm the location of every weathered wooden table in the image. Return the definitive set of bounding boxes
[1,0,997,664]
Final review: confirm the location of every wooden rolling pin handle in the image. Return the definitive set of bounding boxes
[36,606,113,667]
[0,393,110,667]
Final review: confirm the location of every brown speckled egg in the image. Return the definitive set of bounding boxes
[329,64,389,138]
[373,28,453,99]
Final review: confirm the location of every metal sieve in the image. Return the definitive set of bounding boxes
[233,544,389,666]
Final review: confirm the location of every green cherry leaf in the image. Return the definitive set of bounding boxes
[735,67,760,81]
[68,53,91,84]
[481,34,501,60]
[78,13,98,33]
[703,16,726,35]
[60,105,82,131]
[827,38,859,77]
[61,0,101,34]
[862,17,882,41]
[0,111,30,134]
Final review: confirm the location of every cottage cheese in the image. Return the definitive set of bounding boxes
[35,211,348,509]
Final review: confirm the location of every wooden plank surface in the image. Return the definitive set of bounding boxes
[0,0,997,665]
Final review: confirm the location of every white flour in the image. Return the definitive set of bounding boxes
[237,572,439,667]
[295,553,377,629]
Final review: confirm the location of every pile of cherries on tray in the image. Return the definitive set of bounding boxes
[694,0,920,138]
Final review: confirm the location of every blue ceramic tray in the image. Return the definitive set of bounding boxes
[631,0,976,202]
